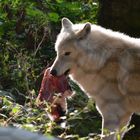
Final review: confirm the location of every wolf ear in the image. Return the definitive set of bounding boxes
[62,18,73,30]
[76,23,91,40]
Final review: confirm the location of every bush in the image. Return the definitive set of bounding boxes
[0,0,100,139]
[0,0,98,95]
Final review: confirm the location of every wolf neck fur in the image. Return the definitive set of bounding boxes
[70,43,111,95]
[69,31,126,96]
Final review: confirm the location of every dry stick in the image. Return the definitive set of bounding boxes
[50,93,62,108]
[34,27,47,56]
[3,111,22,127]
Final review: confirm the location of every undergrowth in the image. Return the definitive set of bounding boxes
[0,88,101,140]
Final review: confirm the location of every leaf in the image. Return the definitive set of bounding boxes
[48,12,59,22]
[66,2,81,11]
[0,113,8,118]
[22,124,36,131]
[56,0,64,3]
[3,97,13,106]
[12,105,21,114]
[0,90,15,100]
[0,24,4,37]
[117,133,121,140]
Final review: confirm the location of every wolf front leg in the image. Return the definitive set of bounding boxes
[101,114,119,140]
[99,104,131,140]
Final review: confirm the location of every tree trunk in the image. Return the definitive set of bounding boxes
[98,0,140,37]
[97,0,140,139]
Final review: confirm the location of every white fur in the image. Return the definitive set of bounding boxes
[51,18,140,140]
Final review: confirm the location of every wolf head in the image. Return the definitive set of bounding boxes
[50,18,91,76]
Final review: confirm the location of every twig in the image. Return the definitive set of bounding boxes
[34,27,48,56]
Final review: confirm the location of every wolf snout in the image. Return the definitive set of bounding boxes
[50,69,57,76]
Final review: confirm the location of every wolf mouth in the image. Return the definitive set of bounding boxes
[64,69,70,76]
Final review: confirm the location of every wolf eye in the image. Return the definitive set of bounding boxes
[64,52,71,56]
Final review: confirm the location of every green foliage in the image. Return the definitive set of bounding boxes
[0,0,98,93]
[0,90,101,139]
[0,0,101,139]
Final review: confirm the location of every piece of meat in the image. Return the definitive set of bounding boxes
[36,68,72,121]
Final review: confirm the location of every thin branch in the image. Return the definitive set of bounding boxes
[34,27,48,56]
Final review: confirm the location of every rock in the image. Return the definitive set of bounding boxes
[0,127,58,140]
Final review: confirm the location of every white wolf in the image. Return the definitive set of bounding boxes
[50,18,140,140]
